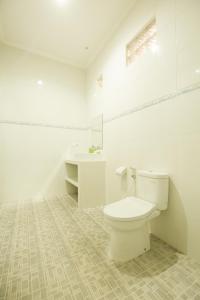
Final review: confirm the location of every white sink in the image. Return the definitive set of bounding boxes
[73,152,103,160]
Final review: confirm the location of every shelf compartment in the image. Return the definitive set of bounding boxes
[67,193,78,202]
[65,181,78,202]
[65,177,78,187]
[65,163,78,183]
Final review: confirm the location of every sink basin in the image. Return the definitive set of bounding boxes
[73,152,103,160]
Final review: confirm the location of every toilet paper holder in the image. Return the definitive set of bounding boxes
[130,166,136,180]
[115,166,127,176]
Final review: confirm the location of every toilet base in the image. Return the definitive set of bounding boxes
[108,223,150,262]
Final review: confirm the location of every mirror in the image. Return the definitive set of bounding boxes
[90,114,103,150]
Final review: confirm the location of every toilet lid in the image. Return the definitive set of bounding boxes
[103,197,155,221]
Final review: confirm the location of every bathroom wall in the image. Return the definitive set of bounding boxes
[86,0,200,262]
[0,22,3,41]
[0,43,88,203]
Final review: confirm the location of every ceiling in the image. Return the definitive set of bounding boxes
[0,0,136,69]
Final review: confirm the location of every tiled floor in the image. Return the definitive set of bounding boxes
[0,196,200,300]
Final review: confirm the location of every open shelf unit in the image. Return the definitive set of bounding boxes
[65,161,79,202]
[65,181,78,202]
[65,159,105,208]
[65,177,78,187]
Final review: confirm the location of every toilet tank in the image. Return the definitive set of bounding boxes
[136,170,169,210]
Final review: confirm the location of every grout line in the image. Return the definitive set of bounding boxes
[0,201,20,299]
[43,196,94,299]
[31,198,49,300]
[0,119,89,131]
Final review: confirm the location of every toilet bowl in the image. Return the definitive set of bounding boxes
[104,197,160,262]
[103,170,169,262]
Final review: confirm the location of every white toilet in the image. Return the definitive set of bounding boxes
[103,170,169,262]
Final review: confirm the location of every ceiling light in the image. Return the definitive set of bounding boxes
[195,69,200,74]
[56,0,67,6]
[37,80,43,86]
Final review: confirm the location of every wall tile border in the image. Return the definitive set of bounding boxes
[0,119,88,131]
[104,82,200,123]
[1,82,200,130]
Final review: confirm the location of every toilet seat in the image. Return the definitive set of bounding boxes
[103,197,155,222]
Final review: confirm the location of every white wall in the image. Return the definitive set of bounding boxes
[86,0,200,263]
[0,22,3,42]
[0,43,88,203]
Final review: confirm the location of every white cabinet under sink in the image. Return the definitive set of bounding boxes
[65,159,106,208]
